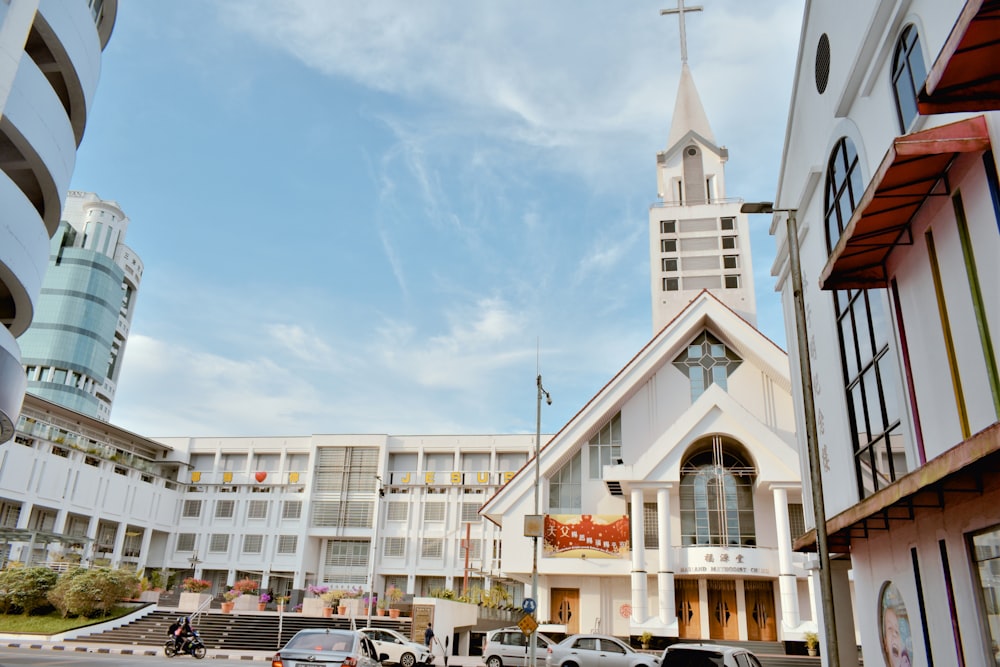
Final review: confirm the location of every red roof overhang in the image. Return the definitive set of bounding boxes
[794,422,1000,553]
[819,115,991,291]
[918,0,1000,115]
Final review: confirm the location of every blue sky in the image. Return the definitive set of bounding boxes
[68,1,802,438]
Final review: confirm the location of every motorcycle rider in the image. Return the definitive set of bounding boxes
[172,617,194,652]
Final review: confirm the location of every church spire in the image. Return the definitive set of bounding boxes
[666,62,716,150]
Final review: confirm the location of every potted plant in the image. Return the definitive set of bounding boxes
[232,578,259,594]
[258,592,271,611]
[182,577,211,593]
[385,585,404,618]
[639,632,653,650]
[804,631,819,656]
[320,590,341,616]
[221,589,240,613]
[376,597,387,616]
[276,595,290,612]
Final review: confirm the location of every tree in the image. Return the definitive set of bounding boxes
[48,567,140,618]
[0,566,59,615]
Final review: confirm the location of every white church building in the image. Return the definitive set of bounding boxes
[481,5,814,644]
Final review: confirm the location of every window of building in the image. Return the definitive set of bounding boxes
[788,503,806,540]
[248,500,267,520]
[182,500,202,518]
[215,500,235,519]
[243,534,263,554]
[467,539,483,560]
[282,500,302,519]
[549,450,581,512]
[311,500,373,527]
[721,236,737,249]
[424,502,445,522]
[176,533,196,552]
[673,331,743,401]
[661,239,678,253]
[720,217,735,230]
[626,502,659,547]
[661,220,677,234]
[892,25,927,132]
[723,255,739,269]
[970,525,1000,655]
[322,539,370,585]
[314,447,380,493]
[277,535,297,554]
[662,258,678,272]
[421,538,444,559]
[461,502,480,523]
[824,138,907,498]
[209,534,229,552]
[724,275,740,289]
[680,436,757,546]
[384,537,406,558]
[386,501,408,521]
[589,413,622,480]
[663,277,679,292]
[825,137,866,253]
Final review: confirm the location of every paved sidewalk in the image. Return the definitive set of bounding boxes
[0,637,485,665]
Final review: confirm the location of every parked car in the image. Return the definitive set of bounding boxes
[272,629,387,667]
[660,643,763,667]
[484,627,555,667]
[359,627,434,667]
[545,634,660,667]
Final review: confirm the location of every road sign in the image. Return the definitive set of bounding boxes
[522,598,537,613]
[518,614,538,636]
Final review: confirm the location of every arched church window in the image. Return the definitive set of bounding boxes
[824,137,866,254]
[548,450,581,513]
[672,331,742,401]
[588,413,621,480]
[891,25,927,133]
[679,436,756,546]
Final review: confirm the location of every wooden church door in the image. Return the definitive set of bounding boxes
[745,580,777,641]
[707,580,738,641]
[675,579,700,639]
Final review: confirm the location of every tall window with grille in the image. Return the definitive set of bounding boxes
[322,539,370,585]
[311,446,379,527]
[549,451,581,512]
[825,137,908,499]
[891,25,926,132]
[679,436,757,546]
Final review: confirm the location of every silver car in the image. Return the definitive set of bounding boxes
[661,643,763,667]
[545,634,660,667]
[484,628,555,667]
[272,629,387,667]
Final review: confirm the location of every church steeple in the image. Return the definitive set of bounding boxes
[647,1,757,333]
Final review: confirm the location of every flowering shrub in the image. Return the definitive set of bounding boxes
[306,584,329,597]
[342,586,363,599]
[259,593,272,604]
[232,579,259,594]
[182,578,211,593]
[223,589,241,602]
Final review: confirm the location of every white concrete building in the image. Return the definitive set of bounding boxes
[769,0,1000,665]
[0,0,117,443]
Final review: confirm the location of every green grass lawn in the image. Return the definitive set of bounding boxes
[0,607,133,635]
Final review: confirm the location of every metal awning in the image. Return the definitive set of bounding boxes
[794,422,1000,553]
[918,0,1000,114]
[819,115,991,290]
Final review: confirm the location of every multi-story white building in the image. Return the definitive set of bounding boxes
[19,191,143,421]
[769,0,1000,665]
[0,0,117,442]
[0,392,539,609]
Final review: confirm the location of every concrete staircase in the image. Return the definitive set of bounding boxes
[70,610,414,653]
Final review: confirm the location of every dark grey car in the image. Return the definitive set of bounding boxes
[272,629,388,667]
[661,643,763,667]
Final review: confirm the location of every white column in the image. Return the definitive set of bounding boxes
[656,486,676,625]
[772,487,800,629]
[630,488,648,623]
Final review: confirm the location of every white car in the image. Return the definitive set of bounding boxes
[359,627,435,667]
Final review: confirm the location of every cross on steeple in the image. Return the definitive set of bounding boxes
[660,0,704,64]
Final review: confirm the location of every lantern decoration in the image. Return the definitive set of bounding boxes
[191,471,201,482]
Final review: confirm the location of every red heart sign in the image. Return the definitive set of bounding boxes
[255,471,267,483]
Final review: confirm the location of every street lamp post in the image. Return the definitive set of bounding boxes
[365,475,385,627]
[741,202,839,667]
[529,374,551,667]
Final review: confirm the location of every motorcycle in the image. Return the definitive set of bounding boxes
[164,629,208,659]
